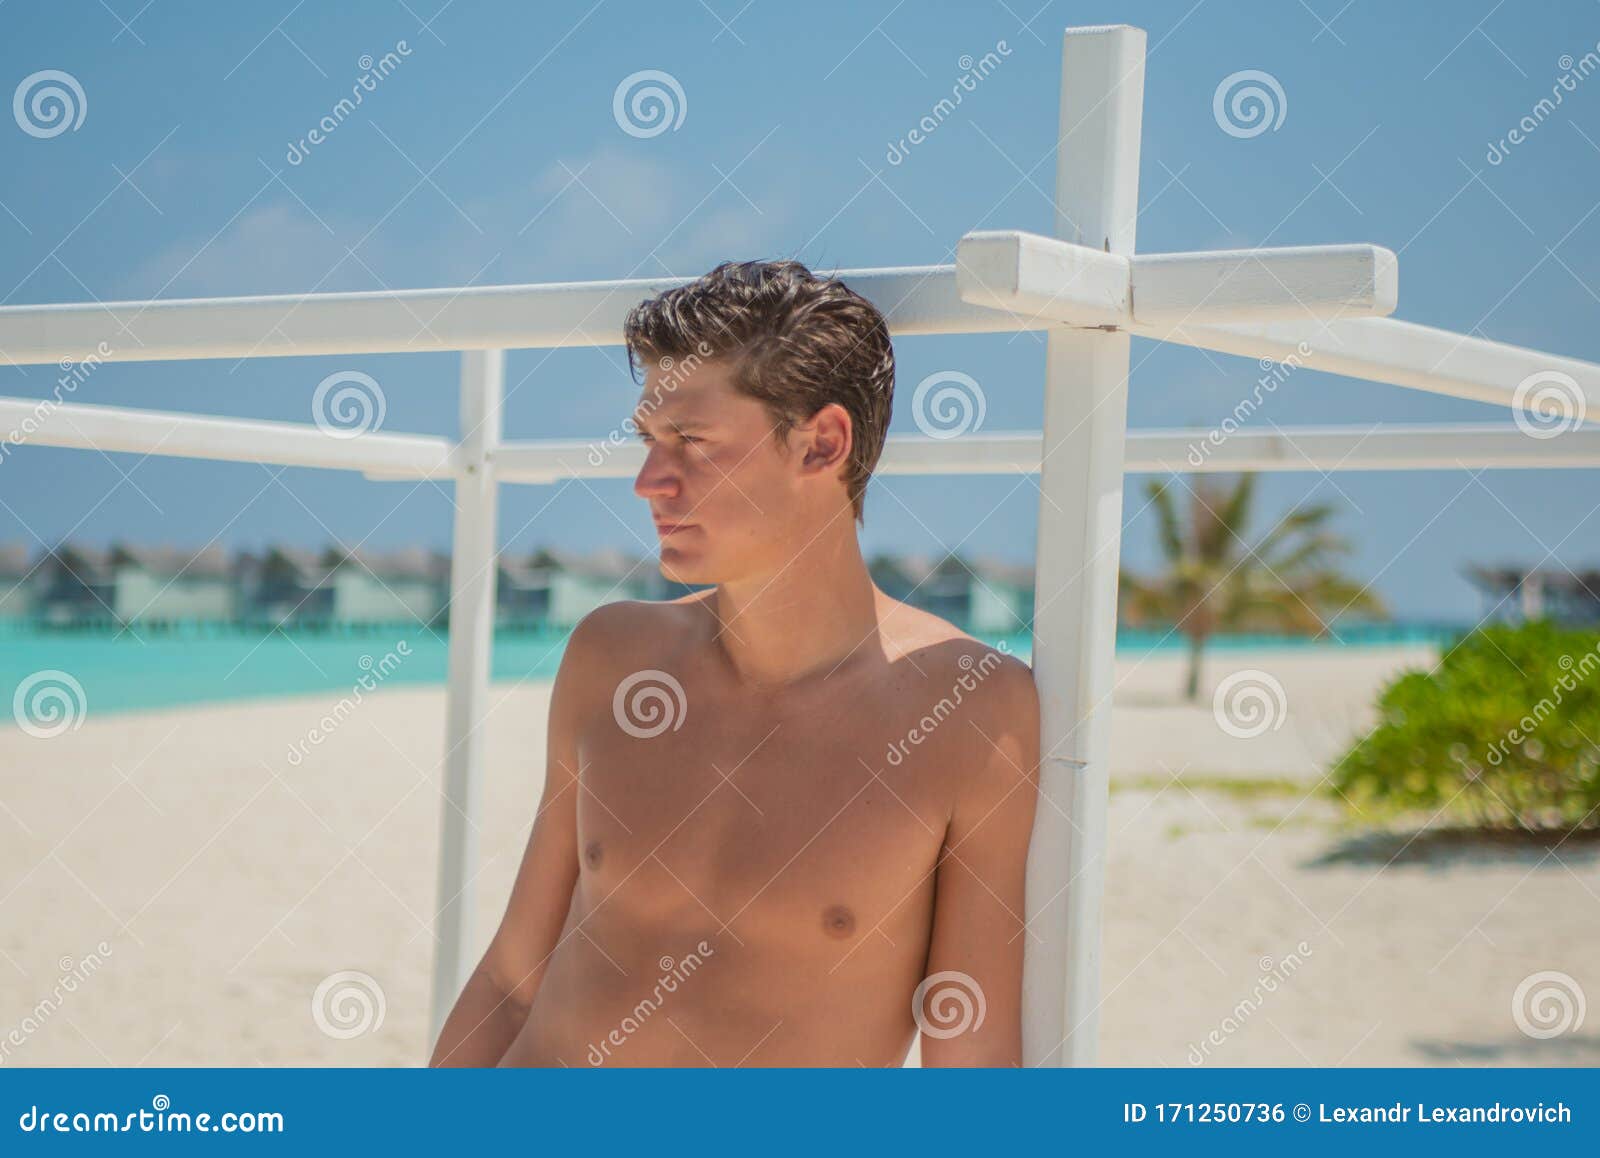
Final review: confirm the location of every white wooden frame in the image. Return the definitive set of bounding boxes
[1,24,1595,1066]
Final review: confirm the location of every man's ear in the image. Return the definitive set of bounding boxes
[799,403,854,475]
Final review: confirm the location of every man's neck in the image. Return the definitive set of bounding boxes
[707,522,881,690]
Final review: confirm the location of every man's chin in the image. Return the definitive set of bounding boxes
[657,546,712,586]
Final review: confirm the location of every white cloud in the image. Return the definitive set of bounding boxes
[125,203,396,298]
[455,144,792,282]
[122,145,793,299]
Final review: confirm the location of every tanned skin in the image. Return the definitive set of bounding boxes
[429,357,1040,1067]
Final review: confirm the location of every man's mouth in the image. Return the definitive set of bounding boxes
[654,521,695,536]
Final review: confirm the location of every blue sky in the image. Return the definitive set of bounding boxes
[1,0,1598,621]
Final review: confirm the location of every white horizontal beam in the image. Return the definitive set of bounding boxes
[487,431,1052,485]
[482,423,1600,485]
[5,245,1593,425]
[0,394,455,476]
[957,230,1128,327]
[489,439,637,483]
[5,393,1593,482]
[1133,244,1397,324]
[956,230,1398,326]
[9,401,1591,481]
[1144,314,1600,416]
[0,267,1019,366]
[956,230,1598,413]
[1128,422,1600,473]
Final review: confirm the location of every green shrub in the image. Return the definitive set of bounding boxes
[1330,620,1600,832]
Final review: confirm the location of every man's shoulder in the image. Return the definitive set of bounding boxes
[870,598,1043,767]
[544,596,705,735]
[558,591,710,680]
[877,597,1038,724]
[874,599,1040,813]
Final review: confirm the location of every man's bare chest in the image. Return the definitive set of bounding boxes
[571,675,953,940]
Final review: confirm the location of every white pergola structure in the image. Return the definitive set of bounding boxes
[2,25,1597,1066]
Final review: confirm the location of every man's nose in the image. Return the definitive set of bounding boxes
[633,447,680,500]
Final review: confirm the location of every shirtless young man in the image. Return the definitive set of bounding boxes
[429,260,1041,1068]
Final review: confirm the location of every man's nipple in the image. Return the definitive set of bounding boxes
[821,904,857,940]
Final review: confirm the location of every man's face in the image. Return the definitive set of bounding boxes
[631,357,809,586]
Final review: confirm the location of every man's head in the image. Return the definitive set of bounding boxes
[622,260,895,585]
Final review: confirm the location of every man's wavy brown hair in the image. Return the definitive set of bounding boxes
[622,259,895,526]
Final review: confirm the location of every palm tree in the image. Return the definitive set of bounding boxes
[1118,473,1385,700]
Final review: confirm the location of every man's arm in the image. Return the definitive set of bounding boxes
[918,656,1041,1067]
[427,611,599,1067]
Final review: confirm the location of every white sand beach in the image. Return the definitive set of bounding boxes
[2,643,1596,1067]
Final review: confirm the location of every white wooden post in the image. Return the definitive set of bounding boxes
[429,348,504,1048]
[1022,25,1145,1067]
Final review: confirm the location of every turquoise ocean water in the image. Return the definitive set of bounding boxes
[0,621,1465,720]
